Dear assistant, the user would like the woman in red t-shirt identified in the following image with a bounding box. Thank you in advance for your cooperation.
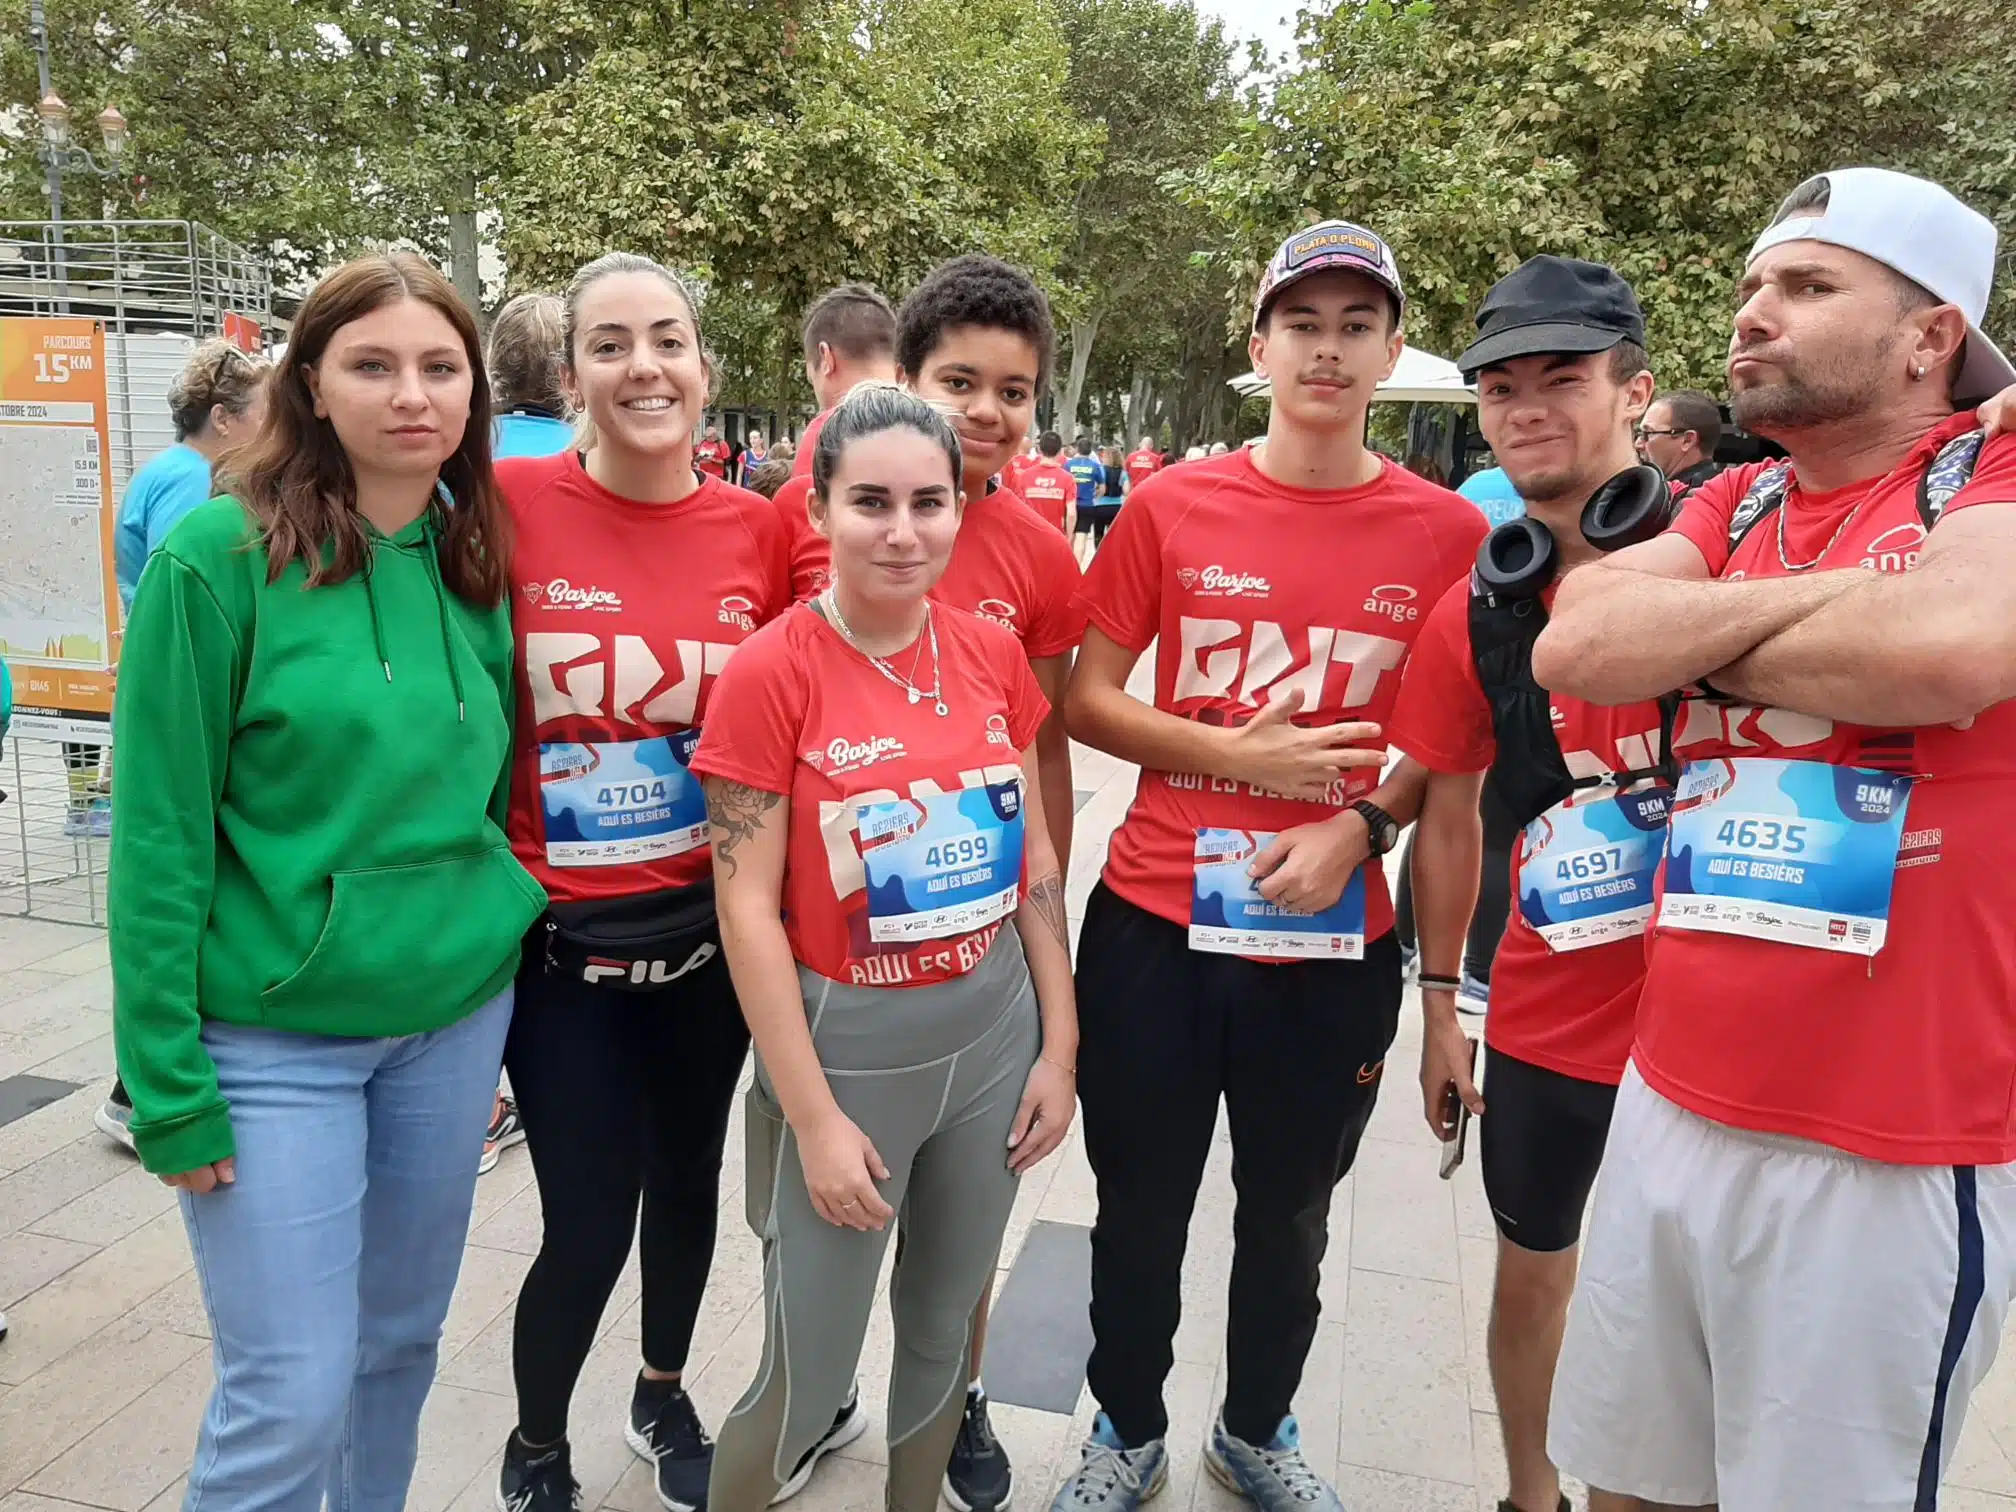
[692,384,1079,1512]
[492,253,795,1512]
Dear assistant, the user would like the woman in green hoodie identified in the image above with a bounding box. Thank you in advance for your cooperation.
[107,253,546,1512]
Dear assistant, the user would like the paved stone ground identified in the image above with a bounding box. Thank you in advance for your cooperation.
[6,736,2016,1512]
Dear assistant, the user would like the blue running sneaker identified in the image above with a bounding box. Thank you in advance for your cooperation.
[1203,1416,1343,1512]
[1049,1414,1167,1512]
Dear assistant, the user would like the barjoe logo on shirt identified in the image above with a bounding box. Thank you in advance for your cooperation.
[524,579,625,612]
[1177,564,1273,599]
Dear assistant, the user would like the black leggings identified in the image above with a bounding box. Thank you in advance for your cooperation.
[505,928,751,1444]
[1394,781,1519,984]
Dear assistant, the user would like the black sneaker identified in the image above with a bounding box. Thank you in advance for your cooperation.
[944,1388,1013,1512]
[497,1434,580,1512]
[770,1386,869,1504]
[626,1376,714,1512]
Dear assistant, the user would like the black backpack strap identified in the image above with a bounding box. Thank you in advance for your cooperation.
[1918,428,1988,530]
[1468,579,1576,830]
[1725,462,1793,556]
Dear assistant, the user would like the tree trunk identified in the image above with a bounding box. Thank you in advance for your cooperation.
[1125,368,1151,444]
[1057,313,1101,443]
[448,188,482,323]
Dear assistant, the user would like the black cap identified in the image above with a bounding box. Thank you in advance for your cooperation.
[1457,256,1646,380]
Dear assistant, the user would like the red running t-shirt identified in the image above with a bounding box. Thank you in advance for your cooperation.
[767,475,833,602]
[1125,449,1163,490]
[764,482,1086,653]
[1388,577,1666,1084]
[501,451,791,904]
[1018,460,1077,534]
[694,438,731,479]
[1638,413,2016,1163]
[691,604,1049,987]
[937,485,1086,657]
[1081,448,1487,951]
[790,408,832,480]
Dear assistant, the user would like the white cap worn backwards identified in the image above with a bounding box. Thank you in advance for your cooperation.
[1749,167,2015,406]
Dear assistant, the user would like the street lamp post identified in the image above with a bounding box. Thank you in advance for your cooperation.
[28,0,131,304]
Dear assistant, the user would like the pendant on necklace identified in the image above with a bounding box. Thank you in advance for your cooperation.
[907,687,920,704]
[934,700,950,717]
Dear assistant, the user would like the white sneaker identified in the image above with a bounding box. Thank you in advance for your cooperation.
[94,1096,137,1153]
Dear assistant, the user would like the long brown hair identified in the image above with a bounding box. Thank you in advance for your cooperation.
[219,253,512,606]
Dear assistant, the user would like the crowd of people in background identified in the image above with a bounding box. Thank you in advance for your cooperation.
[30,155,2016,1512]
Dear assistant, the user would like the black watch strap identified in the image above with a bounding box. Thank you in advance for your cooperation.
[1352,799,1399,855]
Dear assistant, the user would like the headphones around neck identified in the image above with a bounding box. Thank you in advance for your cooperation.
[1474,464,1673,600]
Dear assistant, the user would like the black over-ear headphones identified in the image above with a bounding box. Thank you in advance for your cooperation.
[1474,464,1673,600]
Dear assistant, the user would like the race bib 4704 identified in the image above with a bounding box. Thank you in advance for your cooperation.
[539,732,707,867]
[1659,757,1913,956]
[1189,828,1367,960]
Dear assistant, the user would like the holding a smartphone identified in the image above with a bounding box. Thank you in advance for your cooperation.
[1438,1036,1480,1178]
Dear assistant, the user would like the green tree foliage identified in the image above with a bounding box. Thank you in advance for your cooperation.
[0,0,584,294]
[501,0,1096,412]
[1047,0,1239,441]
[1187,0,2015,392]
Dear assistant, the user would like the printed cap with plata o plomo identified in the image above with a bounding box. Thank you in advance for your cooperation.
[1458,257,1647,381]
[1748,167,2015,405]
[1253,220,1406,328]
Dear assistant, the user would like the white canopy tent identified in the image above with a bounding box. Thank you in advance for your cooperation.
[1228,344,1476,405]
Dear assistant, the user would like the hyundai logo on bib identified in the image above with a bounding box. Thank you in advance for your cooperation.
[718,595,757,632]
[530,579,625,612]
[1363,583,1420,621]
[1860,524,1925,573]
[826,735,907,774]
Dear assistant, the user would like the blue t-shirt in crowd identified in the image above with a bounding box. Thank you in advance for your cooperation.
[494,410,574,460]
[1458,466,1525,528]
[115,443,215,610]
[1064,454,1103,507]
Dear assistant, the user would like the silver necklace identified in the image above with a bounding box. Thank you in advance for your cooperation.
[1774,475,1877,572]
[823,590,949,716]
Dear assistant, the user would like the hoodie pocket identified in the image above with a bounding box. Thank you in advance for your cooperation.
[262,846,548,1023]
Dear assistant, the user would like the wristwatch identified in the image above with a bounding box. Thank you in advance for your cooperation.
[1351,799,1401,856]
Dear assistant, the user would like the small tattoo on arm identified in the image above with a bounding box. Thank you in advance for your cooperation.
[705,780,782,878]
[1025,870,1069,951]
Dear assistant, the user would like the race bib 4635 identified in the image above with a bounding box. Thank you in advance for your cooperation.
[1659,757,1912,956]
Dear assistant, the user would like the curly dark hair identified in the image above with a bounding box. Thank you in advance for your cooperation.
[896,254,1056,395]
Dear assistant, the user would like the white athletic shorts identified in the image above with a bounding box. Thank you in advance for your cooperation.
[1549,1062,2016,1511]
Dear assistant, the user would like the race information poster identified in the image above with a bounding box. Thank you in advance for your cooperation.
[0,317,118,741]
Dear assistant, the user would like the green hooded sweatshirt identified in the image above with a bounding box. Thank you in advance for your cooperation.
[108,496,548,1175]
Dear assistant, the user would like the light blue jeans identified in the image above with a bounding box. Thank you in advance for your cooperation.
[179,987,513,1512]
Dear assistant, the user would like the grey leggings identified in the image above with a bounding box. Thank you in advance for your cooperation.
[710,929,1041,1512]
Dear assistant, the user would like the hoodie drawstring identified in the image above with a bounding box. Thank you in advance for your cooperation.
[362,518,468,722]
[421,531,468,723]
[362,552,392,683]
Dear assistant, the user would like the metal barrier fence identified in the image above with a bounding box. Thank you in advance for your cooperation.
[1,732,109,927]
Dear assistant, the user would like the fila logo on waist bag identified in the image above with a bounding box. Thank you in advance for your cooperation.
[582,941,717,986]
